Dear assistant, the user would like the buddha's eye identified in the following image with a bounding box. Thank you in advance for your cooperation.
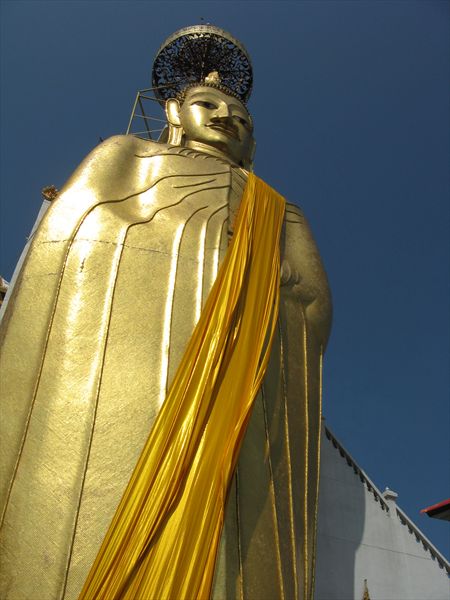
[234,115,250,129]
[194,101,217,109]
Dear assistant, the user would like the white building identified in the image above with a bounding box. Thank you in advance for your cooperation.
[316,425,449,600]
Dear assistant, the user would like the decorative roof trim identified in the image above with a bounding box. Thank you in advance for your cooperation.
[395,503,450,574]
[324,425,390,511]
[324,424,450,574]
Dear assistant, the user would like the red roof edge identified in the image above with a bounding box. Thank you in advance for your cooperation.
[420,498,450,521]
[421,498,450,515]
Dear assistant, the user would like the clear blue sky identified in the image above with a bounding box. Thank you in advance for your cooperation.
[1,1,449,558]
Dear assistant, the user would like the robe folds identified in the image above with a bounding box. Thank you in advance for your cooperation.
[0,135,332,600]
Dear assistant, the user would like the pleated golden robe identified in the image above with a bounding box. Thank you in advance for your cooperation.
[0,135,331,600]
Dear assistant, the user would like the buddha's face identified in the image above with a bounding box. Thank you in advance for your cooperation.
[167,86,254,166]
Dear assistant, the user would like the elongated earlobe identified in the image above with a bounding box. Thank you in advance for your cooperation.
[165,99,184,146]
[243,139,256,171]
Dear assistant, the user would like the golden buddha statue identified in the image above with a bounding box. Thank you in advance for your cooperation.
[0,26,331,600]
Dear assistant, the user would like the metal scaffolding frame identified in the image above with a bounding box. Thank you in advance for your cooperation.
[126,86,170,141]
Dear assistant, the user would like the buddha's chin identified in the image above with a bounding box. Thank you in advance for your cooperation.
[185,139,240,163]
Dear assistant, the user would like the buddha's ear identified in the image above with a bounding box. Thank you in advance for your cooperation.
[165,99,182,127]
[165,99,183,146]
[241,137,256,171]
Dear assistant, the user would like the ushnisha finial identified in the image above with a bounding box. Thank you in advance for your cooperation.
[204,71,221,85]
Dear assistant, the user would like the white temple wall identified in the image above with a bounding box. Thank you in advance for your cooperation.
[315,425,449,600]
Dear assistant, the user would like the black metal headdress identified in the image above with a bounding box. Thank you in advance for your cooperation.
[126,25,253,140]
[152,25,253,105]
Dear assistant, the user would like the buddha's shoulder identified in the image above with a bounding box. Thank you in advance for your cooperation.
[94,136,233,167]
[91,135,167,158]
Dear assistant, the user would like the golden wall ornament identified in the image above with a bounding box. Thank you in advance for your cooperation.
[0,25,331,600]
[41,184,59,202]
[362,579,371,600]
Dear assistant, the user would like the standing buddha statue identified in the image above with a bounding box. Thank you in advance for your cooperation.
[0,25,332,600]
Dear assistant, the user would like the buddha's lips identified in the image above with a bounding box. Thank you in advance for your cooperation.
[207,123,239,139]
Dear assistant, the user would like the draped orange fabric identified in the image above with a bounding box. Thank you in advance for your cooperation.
[79,173,286,600]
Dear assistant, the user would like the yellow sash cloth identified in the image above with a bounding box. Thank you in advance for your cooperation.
[79,173,286,600]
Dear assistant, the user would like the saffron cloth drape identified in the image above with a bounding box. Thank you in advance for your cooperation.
[79,173,286,600]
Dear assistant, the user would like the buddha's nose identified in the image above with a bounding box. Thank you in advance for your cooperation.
[215,102,232,119]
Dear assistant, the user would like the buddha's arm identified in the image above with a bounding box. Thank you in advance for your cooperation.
[282,203,332,350]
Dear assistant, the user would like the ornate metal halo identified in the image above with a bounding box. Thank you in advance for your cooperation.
[152,25,253,105]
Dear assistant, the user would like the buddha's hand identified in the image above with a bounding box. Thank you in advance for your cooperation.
[280,259,301,287]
